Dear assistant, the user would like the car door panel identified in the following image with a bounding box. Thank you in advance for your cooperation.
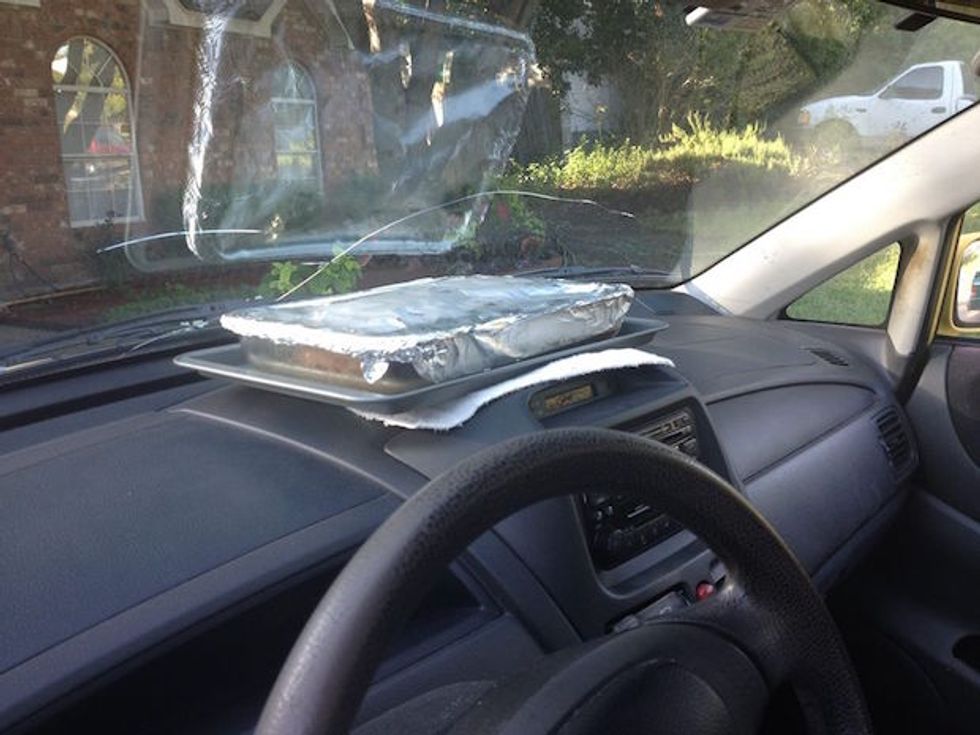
[907,342,980,517]
[831,341,980,734]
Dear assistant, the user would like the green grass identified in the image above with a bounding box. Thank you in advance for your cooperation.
[787,243,900,326]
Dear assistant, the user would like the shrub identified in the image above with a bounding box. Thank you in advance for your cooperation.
[512,114,804,192]
[516,142,657,190]
[448,182,556,272]
[257,253,362,299]
[656,113,803,175]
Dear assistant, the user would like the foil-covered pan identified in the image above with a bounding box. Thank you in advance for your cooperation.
[220,275,634,392]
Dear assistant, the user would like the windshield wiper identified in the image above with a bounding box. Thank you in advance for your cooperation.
[515,264,675,286]
[0,299,248,379]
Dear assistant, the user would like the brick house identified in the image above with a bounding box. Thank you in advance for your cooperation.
[0,0,379,299]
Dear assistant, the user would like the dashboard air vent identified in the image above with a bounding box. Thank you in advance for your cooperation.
[806,347,850,367]
[875,409,912,474]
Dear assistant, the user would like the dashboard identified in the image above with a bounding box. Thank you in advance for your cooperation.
[0,293,917,734]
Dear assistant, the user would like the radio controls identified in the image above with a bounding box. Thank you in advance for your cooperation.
[588,507,684,568]
[582,407,699,569]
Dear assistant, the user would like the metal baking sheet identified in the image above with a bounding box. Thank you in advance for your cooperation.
[175,317,668,414]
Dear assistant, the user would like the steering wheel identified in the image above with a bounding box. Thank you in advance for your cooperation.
[256,428,872,735]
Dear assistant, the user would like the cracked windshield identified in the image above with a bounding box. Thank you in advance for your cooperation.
[3,0,980,367]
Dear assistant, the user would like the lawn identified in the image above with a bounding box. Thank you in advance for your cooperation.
[786,244,901,326]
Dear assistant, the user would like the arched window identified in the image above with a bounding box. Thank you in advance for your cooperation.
[270,63,322,187]
[51,38,143,227]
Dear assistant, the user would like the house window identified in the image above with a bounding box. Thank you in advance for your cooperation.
[271,63,322,188]
[51,37,143,227]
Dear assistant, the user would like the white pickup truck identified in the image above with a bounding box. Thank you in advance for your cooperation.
[798,60,978,143]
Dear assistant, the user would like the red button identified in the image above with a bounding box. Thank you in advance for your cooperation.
[695,581,716,601]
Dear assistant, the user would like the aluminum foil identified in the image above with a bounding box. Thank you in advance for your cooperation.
[221,276,634,385]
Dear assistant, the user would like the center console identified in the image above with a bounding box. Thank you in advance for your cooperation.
[581,407,700,569]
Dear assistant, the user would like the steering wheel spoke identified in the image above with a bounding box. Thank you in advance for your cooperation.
[673,579,793,684]
[256,428,872,735]
[448,620,771,735]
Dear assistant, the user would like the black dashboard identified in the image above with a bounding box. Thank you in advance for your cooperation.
[0,293,917,734]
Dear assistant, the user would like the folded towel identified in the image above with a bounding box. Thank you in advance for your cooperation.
[351,347,674,430]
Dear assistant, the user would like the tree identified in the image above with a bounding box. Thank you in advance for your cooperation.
[529,1,750,138]
[529,0,885,141]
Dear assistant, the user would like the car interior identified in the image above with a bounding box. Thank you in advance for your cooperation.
[2,1,980,734]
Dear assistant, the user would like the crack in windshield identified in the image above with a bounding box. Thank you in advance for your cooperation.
[271,189,637,300]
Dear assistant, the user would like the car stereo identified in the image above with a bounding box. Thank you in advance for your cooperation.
[581,408,698,569]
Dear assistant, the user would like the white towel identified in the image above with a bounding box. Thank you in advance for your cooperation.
[351,347,674,430]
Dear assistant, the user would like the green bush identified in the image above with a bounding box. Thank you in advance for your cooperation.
[655,114,803,175]
[258,254,362,299]
[517,142,657,190]
[512,114,804,192]
[448,183,557,272]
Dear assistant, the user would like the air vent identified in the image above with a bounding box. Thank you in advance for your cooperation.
[875,409,913,474]
[806,347,850,367]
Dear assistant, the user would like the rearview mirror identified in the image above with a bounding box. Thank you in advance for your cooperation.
[956,240,980,327]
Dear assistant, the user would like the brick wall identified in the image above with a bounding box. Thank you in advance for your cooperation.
[0,0,377,300]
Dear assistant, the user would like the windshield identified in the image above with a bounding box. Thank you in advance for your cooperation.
[2,0,980,368]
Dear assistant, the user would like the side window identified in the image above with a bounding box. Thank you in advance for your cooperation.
[270,63,322,188]
[51,37,143,227]
[884,66,944,100]
[786,243,901,327]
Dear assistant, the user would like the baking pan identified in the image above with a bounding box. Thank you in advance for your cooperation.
[176,317,668,414]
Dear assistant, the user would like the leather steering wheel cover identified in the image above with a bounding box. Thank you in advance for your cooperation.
[256,427,871,735]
